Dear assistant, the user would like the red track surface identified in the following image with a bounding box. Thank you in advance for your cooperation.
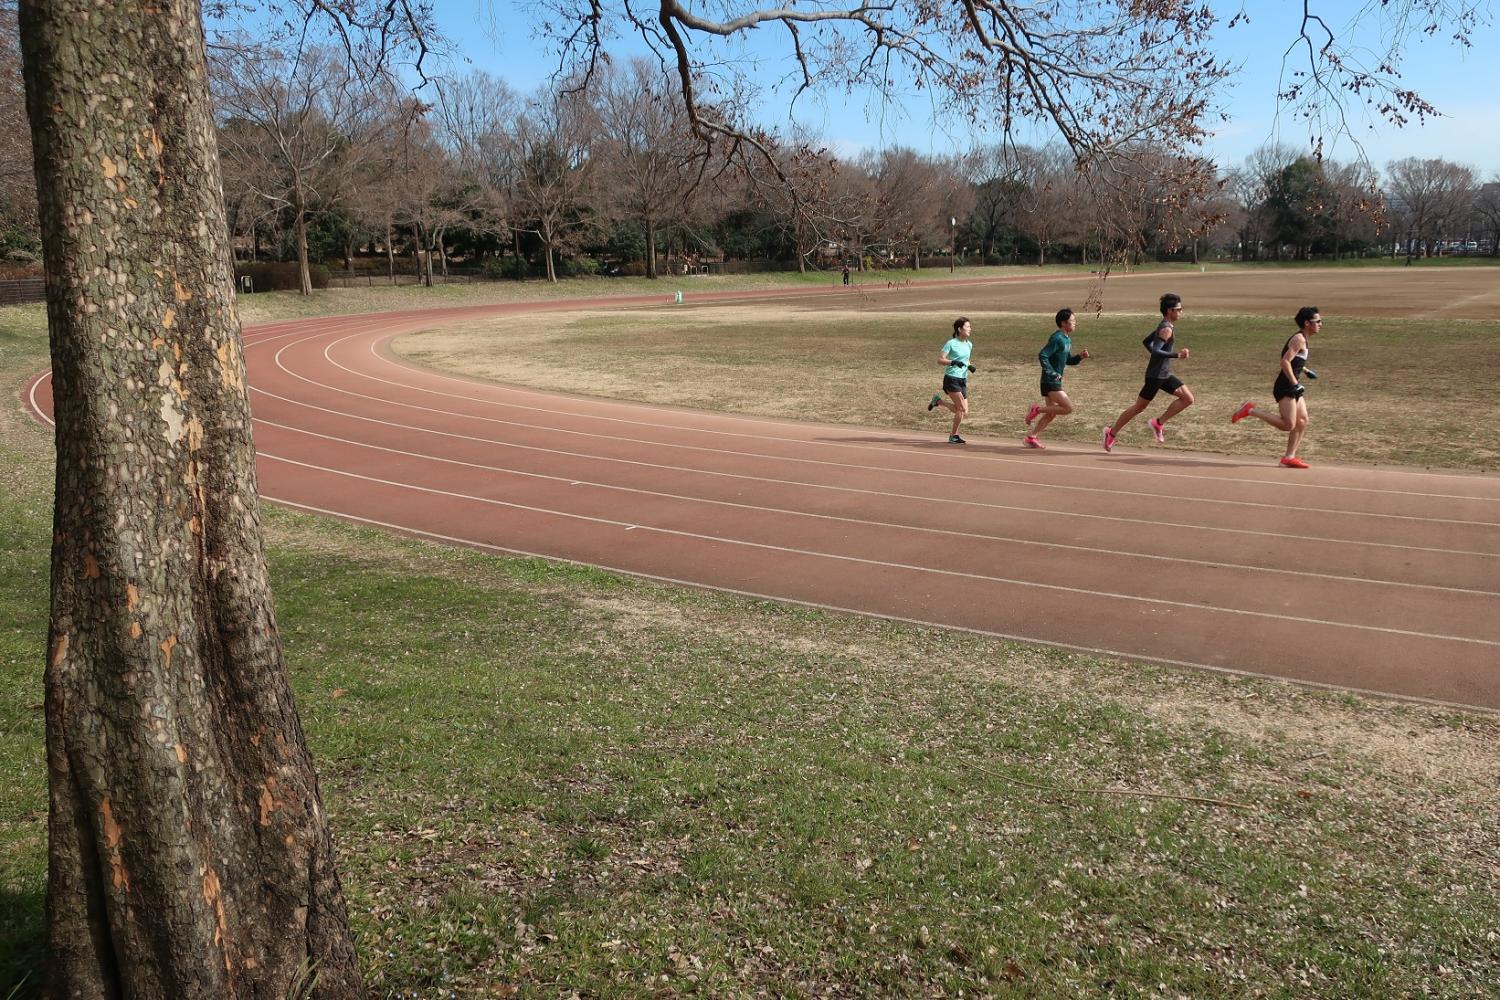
[25,290,1500,711]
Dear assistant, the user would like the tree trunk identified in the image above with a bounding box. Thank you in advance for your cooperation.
[386,221,396,284]
[18,2,362,995]
[438,236,449,278]
[544,237,557,282]
[292,182,312,296]
[413,224,429,287]
[645,218,657,279]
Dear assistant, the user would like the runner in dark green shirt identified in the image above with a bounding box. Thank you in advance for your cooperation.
[1023,308,1089,449]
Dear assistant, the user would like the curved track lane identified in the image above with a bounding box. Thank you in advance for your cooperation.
[25,290,1500,710]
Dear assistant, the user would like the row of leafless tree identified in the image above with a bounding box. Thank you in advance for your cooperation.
[1222,145,1500,261]
[4,20,1499,289]
[199,35,1500,290]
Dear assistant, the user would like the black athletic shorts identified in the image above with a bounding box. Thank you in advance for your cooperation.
[1272,374,1301,401]
[1040,378,1063,397]
[942,375,968,397]
[1138,374,1185,401]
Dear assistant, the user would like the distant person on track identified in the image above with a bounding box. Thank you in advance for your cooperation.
[842,263,851,286]
[928,316,976,443]
[1103,292,1194,452]
[1230,306,1321,469]
[1023,308,1089,449]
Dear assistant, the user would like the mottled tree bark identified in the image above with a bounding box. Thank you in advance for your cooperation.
[18,1,362,996]
[292,179,313,296]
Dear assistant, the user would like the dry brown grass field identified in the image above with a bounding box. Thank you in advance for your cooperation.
[396,267,1500,471]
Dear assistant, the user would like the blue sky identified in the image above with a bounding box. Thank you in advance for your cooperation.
[425,1,1499,176]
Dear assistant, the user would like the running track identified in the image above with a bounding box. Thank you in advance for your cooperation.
[24,288,1500,712]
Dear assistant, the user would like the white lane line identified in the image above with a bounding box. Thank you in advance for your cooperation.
[256,450,1500,649]
[343,335,1500,516]
[24,315,382,423]
[260,494,1500,716]
[255,415,1500,597]
[271,333,1500,529]
[248,381,1500,560]
[358,329,1500,503]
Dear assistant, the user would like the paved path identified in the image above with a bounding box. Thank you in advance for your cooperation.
[26,290,1500,710]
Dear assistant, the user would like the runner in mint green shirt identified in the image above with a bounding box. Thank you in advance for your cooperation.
[928,317,975,443]
[1022,308,1089,449]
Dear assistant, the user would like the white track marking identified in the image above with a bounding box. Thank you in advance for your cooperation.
[254,416,1500,596]
[249,382,1500,560]
[270,334,1500,529]
[358,331,1500,503]
[260,494,1500,716]
[257,450,1500,649]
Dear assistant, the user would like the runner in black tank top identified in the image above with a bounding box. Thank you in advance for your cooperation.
[1102,292,1194,452]
[1230,307,1321,468]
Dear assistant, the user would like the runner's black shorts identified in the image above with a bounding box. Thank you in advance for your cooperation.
[1272,374,1303,401]
[942,375,968,397]
[1138,374,1185,401]
[1040,379,1063,397]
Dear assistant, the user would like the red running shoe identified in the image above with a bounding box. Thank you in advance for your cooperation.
[1279,456,1309,469]
[1025,403,1041,426]
[1023,435,1046,449]
[1149,417,1166,443]
[1102,426,1116,452]
[1231,401,1256,424]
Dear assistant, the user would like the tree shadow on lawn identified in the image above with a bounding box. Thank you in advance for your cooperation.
[0,884,45,999]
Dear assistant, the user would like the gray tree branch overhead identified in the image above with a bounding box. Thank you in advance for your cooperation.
[534,0,1230,166]
[1269,0,1487,158]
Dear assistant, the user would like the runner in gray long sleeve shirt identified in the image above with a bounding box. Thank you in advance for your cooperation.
[1103,292,1195,452]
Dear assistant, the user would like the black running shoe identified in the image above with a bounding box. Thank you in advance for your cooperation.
[948,434,966,444]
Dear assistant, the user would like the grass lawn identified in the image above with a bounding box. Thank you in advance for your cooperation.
[4,270,1500,997]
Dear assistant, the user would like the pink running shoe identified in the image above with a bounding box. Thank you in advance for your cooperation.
[1102,426,1116,452]
[1025,403,1041,426]
[1231,401,1256,424]
[1279,456,1309,469]
[1149,417,1166,443]
[1023,435,1046,449]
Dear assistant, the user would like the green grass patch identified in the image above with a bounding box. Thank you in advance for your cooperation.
[4,290,1500,997]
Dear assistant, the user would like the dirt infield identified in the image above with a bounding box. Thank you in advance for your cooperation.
[398,266,1500,471]
[800,265,1500,320]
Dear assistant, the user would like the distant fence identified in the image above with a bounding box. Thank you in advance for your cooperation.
[325,271,481,288]
[0,277,45,305]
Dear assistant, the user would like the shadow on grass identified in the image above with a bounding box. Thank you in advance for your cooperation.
[0,885,44,1000]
